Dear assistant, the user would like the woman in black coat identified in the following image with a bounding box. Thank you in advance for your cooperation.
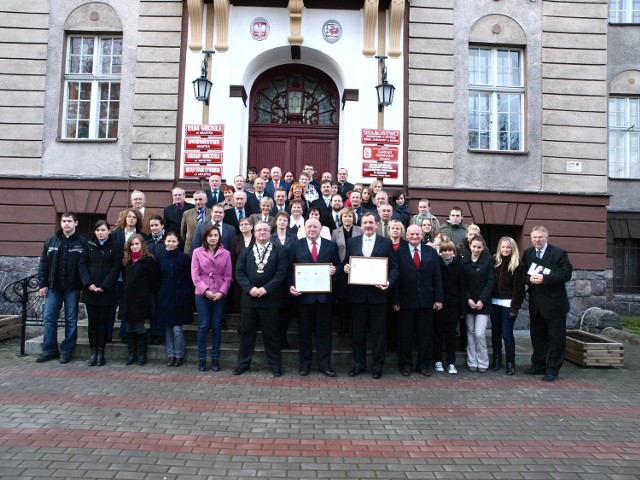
[156,232,193,367]
[119,234,160,366]
[460,235,494,373]
[79,220,123,366]
[433,240,466,374]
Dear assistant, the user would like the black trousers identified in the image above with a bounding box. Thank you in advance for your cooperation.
[529,311,566,375]
[351,302,387,373]
[86,304,110,350]
[397,307,434,371]
[433,321,457,366]
[297,302,333,370]
[236,306,282,371]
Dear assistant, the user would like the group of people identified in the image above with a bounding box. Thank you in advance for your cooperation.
[35,164,573,382]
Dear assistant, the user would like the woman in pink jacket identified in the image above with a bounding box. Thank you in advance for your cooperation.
[191,224,232,372]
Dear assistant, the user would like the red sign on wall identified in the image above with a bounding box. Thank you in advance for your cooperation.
[183,165,223,177]
[362,145,399,161]
[184,137,224,150]
[184,151,223,164]
[185,124,224,136]
[362,161,399,179]
[361,129,400,145]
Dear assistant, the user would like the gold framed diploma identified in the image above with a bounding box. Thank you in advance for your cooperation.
[294,263,333,293]
[348,256,388,286]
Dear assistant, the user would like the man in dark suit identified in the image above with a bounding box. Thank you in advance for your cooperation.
[311,180,333,218]
[246,177,268,214]
[289,218,342,377]
[205,174,223,208]
[224,191,251,234]
[323,194,344,233]
[191,204,235,252]
[522,225,573,382]
[163,187,194,250]
[343,211,399,379]
[233,221,289,377]
[348,190,363,226]
[264,166,290,197]
[270,188,289,217]
[336,168,354,201]
[391,225,444,376]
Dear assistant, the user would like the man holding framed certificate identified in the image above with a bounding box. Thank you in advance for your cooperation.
[289,218,342,377]
[343,211,399,379]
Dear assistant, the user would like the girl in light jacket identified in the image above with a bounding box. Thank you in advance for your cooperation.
[191,224,232,372]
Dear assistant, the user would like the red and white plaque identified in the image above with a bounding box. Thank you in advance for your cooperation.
[362,145,399,161]
[185,124,224,136]
[361,129,400,145]
[362,161,399,179]
[184,137,224,150]
[183,165,223,177]
[184,151,223,164]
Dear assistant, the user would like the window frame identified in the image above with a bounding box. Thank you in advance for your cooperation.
[613,238,640,294]
[609,0,640,24]
[61,34,122,140]
[468,46,525,153]
[608,96,640,179]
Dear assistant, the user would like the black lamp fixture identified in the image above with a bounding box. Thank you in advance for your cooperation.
[375,55,395,112]
[192,50,215,105]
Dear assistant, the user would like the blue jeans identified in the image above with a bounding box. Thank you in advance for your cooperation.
[42,289,80,356]
[195,295,225,361]
[165,326,185,359]
[491,304,516,361]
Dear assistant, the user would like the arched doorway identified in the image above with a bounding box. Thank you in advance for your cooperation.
[248,64,339,180]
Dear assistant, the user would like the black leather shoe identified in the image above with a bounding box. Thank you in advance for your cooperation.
[299,369,310,376]
[319,368,337,378]
[524,367,546,375]
[506,363,515,375]
[542,373,558,382]
[273,368,283,377]
[348,367,364,377]
[211,359,220,372]
[59,355,72,364]
[419,369,431,377]
[232,367,246,376]
[167,357,176,367]
[35,353,59,363]
[400,368,411,376]
[174,358,183,367]
[372,371,382,379]
[198,360,207,372]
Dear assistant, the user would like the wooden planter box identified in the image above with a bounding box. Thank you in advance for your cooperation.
[0,315,21,342]
[566,330,624,367]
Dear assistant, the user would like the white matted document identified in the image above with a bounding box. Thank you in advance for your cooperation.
[294,263,332,293]
[348,256,388,286]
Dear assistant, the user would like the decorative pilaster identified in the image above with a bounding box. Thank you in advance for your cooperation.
[187,0,204,51]
[388,0,405,58]
[213,0,229,52]
[288,0,304,46]
[362,0,378,56]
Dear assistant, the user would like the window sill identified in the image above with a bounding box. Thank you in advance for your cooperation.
[57,138,118,143]
[609,176,640,181]
[468,149,528,155]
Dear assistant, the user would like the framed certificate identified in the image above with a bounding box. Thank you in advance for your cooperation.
[294,263,333,293]
[348,256,388,286]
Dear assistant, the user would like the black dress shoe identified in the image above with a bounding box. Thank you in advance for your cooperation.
[348,367,363,377]
[35,352,59,363]
[372,371,382,379]
[419,369,431,377]
[174,358,183,367]
[401,368,411,376]
[319,368,337,378]
[232,367,246,376]
[166,357,176,367]
[211,359,220,372]
[542,373,558,382]
[59,355,72,364]
[273,368,283,377]
[524,367,546,375]
[198,360,207,372]
[299,369,310,376]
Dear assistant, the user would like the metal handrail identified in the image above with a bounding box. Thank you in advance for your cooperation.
[2,274,44,356]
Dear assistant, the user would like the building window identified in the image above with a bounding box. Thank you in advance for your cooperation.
[610,0,640,23]
[62,35,122,139]
[608,97,640,178]
[613,239,640,293]
[468,47,524,151]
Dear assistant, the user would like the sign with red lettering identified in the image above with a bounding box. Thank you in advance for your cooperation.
[361,129,400,145]
[184,137,224,150]
[362,145,399,161]
[362,161,399,179]
[183,165,223,177]
[184,151,223,164]
[185,124,224,136]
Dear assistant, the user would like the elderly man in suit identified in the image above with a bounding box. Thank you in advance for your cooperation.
[289,218,342,377]
[391,225,444,376]
[336,168,354,201]
[128,190,158,235]
[224,190,252,234]
[163,187,194,250]
[233,221,289,377]
[205,174,223,208]
[522,225,573,382]
[180,191,210,255]
[343,211,399,379]
[265,166,290,197]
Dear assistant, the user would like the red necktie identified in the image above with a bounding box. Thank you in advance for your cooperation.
[311,241,318,262]
[413,247,421,269]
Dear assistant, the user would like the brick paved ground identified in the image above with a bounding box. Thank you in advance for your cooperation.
[0,332,639,479]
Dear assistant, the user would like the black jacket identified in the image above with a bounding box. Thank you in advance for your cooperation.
[37,230,87,290]
[119,256,161,322]
[461,253,495,314]
[435,257,466,323]
[79,235,123,306]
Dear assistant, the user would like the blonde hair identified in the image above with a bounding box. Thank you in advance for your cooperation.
[494,236,521,274]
